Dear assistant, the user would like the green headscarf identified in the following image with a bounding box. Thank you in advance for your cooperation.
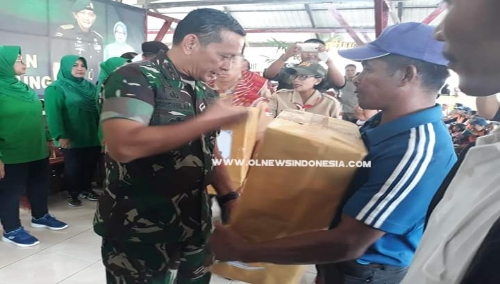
[0,46,38,102]
[95,57,128,143]
[96,57,129,98]
[50,55,97,112]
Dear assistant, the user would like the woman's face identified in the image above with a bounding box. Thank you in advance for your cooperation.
[115,25,127,43]
[71,59,87,78]
[13,54,26,76]
[292,74,321,93]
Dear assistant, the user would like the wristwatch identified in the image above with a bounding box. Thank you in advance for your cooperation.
[216,191,240,205]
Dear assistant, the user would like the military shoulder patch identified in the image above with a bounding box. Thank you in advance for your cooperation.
[60,24,74,30]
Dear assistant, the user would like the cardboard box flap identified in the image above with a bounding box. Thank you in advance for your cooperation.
[273,110,367,155]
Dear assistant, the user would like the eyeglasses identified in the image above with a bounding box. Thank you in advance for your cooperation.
[15,59,24,64]
[291,74,318,81]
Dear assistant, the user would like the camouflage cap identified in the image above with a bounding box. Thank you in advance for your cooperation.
[72,0,94,12]
[285,61,327,79]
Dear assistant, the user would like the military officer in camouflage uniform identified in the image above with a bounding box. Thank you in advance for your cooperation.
[52,0,103,81]
[93,8,247,284]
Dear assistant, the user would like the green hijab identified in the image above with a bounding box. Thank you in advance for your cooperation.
[0,46,38,102]
[50,55,97,112]
[96,57,129,97]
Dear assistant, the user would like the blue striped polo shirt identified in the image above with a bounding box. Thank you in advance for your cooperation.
[342,104,457,267]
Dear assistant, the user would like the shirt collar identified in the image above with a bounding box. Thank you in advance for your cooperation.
[292,90,322,105]
[361,104,444,146]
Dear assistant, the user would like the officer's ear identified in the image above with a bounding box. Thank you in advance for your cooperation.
[72,12,78,19]
[182,34,199,55]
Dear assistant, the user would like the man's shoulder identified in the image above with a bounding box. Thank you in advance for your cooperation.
[104,63,157,90]
[55,24,75,37]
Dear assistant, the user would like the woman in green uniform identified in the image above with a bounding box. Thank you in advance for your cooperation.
[44,55,101,207]
[0,46,67,247]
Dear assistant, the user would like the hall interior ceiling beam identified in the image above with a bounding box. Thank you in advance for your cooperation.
[148,0,376,9]
[421,2,447,24]
[374,0,389,37]
[147,27,375,35]
[327,4,365,46]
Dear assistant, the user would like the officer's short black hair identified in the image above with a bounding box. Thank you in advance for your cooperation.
[172,8,246,47]
[304,38,326,46]
[345,64,356,69]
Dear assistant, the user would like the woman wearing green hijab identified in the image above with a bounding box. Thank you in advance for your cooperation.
[0,46,67,247]
[44,55,101,207]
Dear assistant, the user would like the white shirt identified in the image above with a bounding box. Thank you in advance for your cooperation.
[402,129,500,284]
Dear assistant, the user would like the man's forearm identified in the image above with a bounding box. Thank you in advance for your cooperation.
[104,116,225,163]
[263,55,287,79]
[326,60,345,87]
[236,230,360,265]
[476,95,500,120]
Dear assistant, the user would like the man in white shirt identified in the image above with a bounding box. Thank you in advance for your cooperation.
[402,0,500,283]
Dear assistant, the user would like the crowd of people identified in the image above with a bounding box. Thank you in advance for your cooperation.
[2,0,500,283]
[443,103,499,155]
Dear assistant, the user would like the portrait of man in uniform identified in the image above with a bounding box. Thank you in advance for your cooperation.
[52,0,103,82]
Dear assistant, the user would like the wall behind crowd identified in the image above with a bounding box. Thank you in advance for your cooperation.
[0,0,146,96]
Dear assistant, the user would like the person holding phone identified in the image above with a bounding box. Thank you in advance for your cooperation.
[263,39,345,92]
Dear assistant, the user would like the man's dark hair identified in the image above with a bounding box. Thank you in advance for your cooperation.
[172,8,246,47]
[382,54,450,93]
[120,52,138,60]
[304,38,326,46]
[345,64,356,69]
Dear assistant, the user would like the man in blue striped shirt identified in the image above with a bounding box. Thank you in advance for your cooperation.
[209,22,457,284]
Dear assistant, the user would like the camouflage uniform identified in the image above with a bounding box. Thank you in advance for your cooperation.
[93,51,219,283]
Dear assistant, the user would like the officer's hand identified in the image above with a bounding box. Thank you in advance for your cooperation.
[203,98,249,126]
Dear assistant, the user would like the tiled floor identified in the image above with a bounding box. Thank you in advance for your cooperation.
[0,194,317,284]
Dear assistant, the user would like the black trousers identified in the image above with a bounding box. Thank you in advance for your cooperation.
[62,146,102,198]
[0,158,50,233]
[317,261,408,284]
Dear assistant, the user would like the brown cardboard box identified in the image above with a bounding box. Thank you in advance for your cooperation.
[230,109,368,242]
[211,262,306,284]
[211,110,368,283]
[208,107,261,195]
